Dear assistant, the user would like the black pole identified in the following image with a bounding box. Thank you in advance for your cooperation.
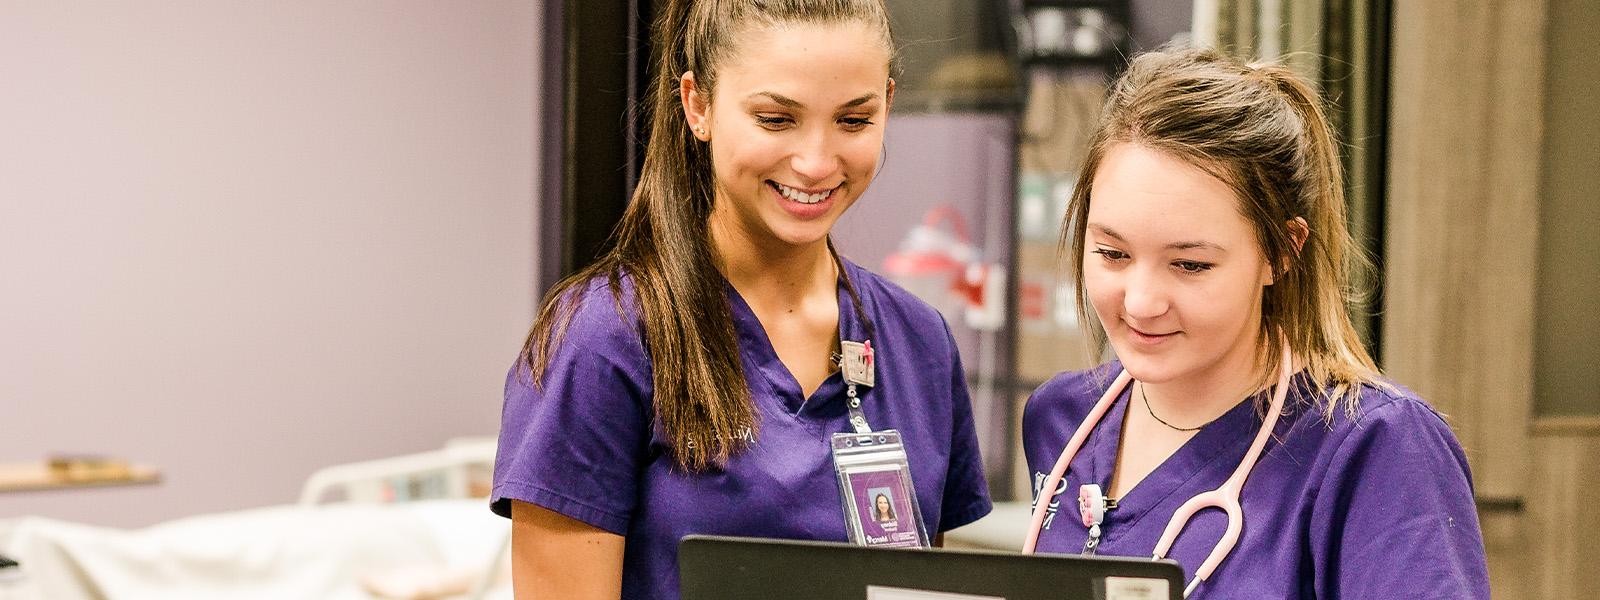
[538,0,651,295]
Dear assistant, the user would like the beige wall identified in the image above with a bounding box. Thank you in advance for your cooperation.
[1387,1,1600,595]
[0,1,539,527]
[1534,0,1600,418]
[1526,0,1600,589]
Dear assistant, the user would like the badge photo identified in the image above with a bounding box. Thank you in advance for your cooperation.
[843,467,923,548]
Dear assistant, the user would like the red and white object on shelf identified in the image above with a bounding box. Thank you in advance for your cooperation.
[883,206,1005,331]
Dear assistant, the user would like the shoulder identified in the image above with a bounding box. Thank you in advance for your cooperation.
[837,257,964,374]
[536,271,651,372]
[1028,363,1120,408]
[1290,377,1487,596]
[838,257,950,337]
[554,271,647,350]
[1023,362,1121,430]
[1323,378,1457,440]
[508,271,651,391]
[491,272,657,528]
[1297,376,1472,485]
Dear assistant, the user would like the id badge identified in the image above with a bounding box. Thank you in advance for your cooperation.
[831,430,929,548]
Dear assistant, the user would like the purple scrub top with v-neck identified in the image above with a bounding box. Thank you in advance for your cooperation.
[492,258,992,599]
[1023,363,1490,599]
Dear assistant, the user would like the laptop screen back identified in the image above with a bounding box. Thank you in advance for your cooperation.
[678,535,1184,600]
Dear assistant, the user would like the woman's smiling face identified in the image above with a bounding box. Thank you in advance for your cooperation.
[1082,143,1275,388]
[684,21,892,250]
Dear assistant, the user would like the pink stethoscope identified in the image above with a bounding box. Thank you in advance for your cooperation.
[1022,343,1293,598]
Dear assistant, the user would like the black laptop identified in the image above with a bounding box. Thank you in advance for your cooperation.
[679,535,1184,600]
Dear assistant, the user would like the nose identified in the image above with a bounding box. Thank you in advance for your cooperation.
[790,130,841,184]
[1121,267,1170,321]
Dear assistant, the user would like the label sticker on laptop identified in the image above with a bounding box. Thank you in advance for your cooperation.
[866,585,1004,600]
[1101,576,1170,600]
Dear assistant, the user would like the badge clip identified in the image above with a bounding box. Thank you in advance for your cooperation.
[840,340,875,388]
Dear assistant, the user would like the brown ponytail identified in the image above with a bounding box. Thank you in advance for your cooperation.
[522,0,896,470]
[1254,63,1382,409]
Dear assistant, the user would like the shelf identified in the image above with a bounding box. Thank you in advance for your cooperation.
[0,461,162,493]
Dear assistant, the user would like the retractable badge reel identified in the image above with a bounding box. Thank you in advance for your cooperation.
[830,341,930,548]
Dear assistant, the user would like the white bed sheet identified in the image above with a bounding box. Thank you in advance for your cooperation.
[0,499,509,600]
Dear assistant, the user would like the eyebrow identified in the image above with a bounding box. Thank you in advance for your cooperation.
[1088,224,1227,252]
[749,92,880,110]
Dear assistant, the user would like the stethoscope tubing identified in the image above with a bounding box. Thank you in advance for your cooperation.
[1022,344,1294,598]
[1021,369,1130,553]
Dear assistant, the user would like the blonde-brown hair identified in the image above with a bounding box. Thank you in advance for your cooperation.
[523,0,896,471]
[1061,47,1382,416]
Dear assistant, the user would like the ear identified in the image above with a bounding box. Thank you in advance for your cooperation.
[680,71,711,141]
[1266,217,1311,285]
[885,77,897,111]
[1287,217,1309,254]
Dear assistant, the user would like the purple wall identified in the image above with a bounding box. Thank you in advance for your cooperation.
[0,1,540,527]
[833,113,1017,492]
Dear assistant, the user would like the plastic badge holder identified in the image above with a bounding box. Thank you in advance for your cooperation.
[832,430,930,548]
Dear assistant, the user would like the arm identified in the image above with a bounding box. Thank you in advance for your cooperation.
[511,500,625,599]
[936,320,993,532]
[492,284,651,597]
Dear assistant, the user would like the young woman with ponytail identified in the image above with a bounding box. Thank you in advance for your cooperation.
[1020,48,1489,597]
[490,1,991,597]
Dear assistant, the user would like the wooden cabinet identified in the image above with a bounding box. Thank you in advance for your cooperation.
[1386,1,1600,595]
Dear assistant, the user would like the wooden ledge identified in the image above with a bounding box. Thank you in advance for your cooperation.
[1531,415,1600,437]
[0,461,162,493]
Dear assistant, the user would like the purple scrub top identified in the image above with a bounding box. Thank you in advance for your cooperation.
[492,258,992,599]
[1023,363,1490,599]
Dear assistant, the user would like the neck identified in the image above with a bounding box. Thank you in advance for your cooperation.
[1142,333,1269,427]
[709,206,836,307]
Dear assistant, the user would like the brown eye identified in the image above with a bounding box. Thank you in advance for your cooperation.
[839,117,874,131]
[755,115,793,130]
[1092,248,1128,261]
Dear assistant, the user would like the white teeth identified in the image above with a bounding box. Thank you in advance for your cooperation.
[774,182,830,204]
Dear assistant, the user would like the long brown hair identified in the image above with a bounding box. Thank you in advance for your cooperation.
[523,0,895,470]
[1061,47,1383,416]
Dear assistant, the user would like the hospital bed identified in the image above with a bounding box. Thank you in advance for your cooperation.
[0,435,1036,600]
[0,438,510,600]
